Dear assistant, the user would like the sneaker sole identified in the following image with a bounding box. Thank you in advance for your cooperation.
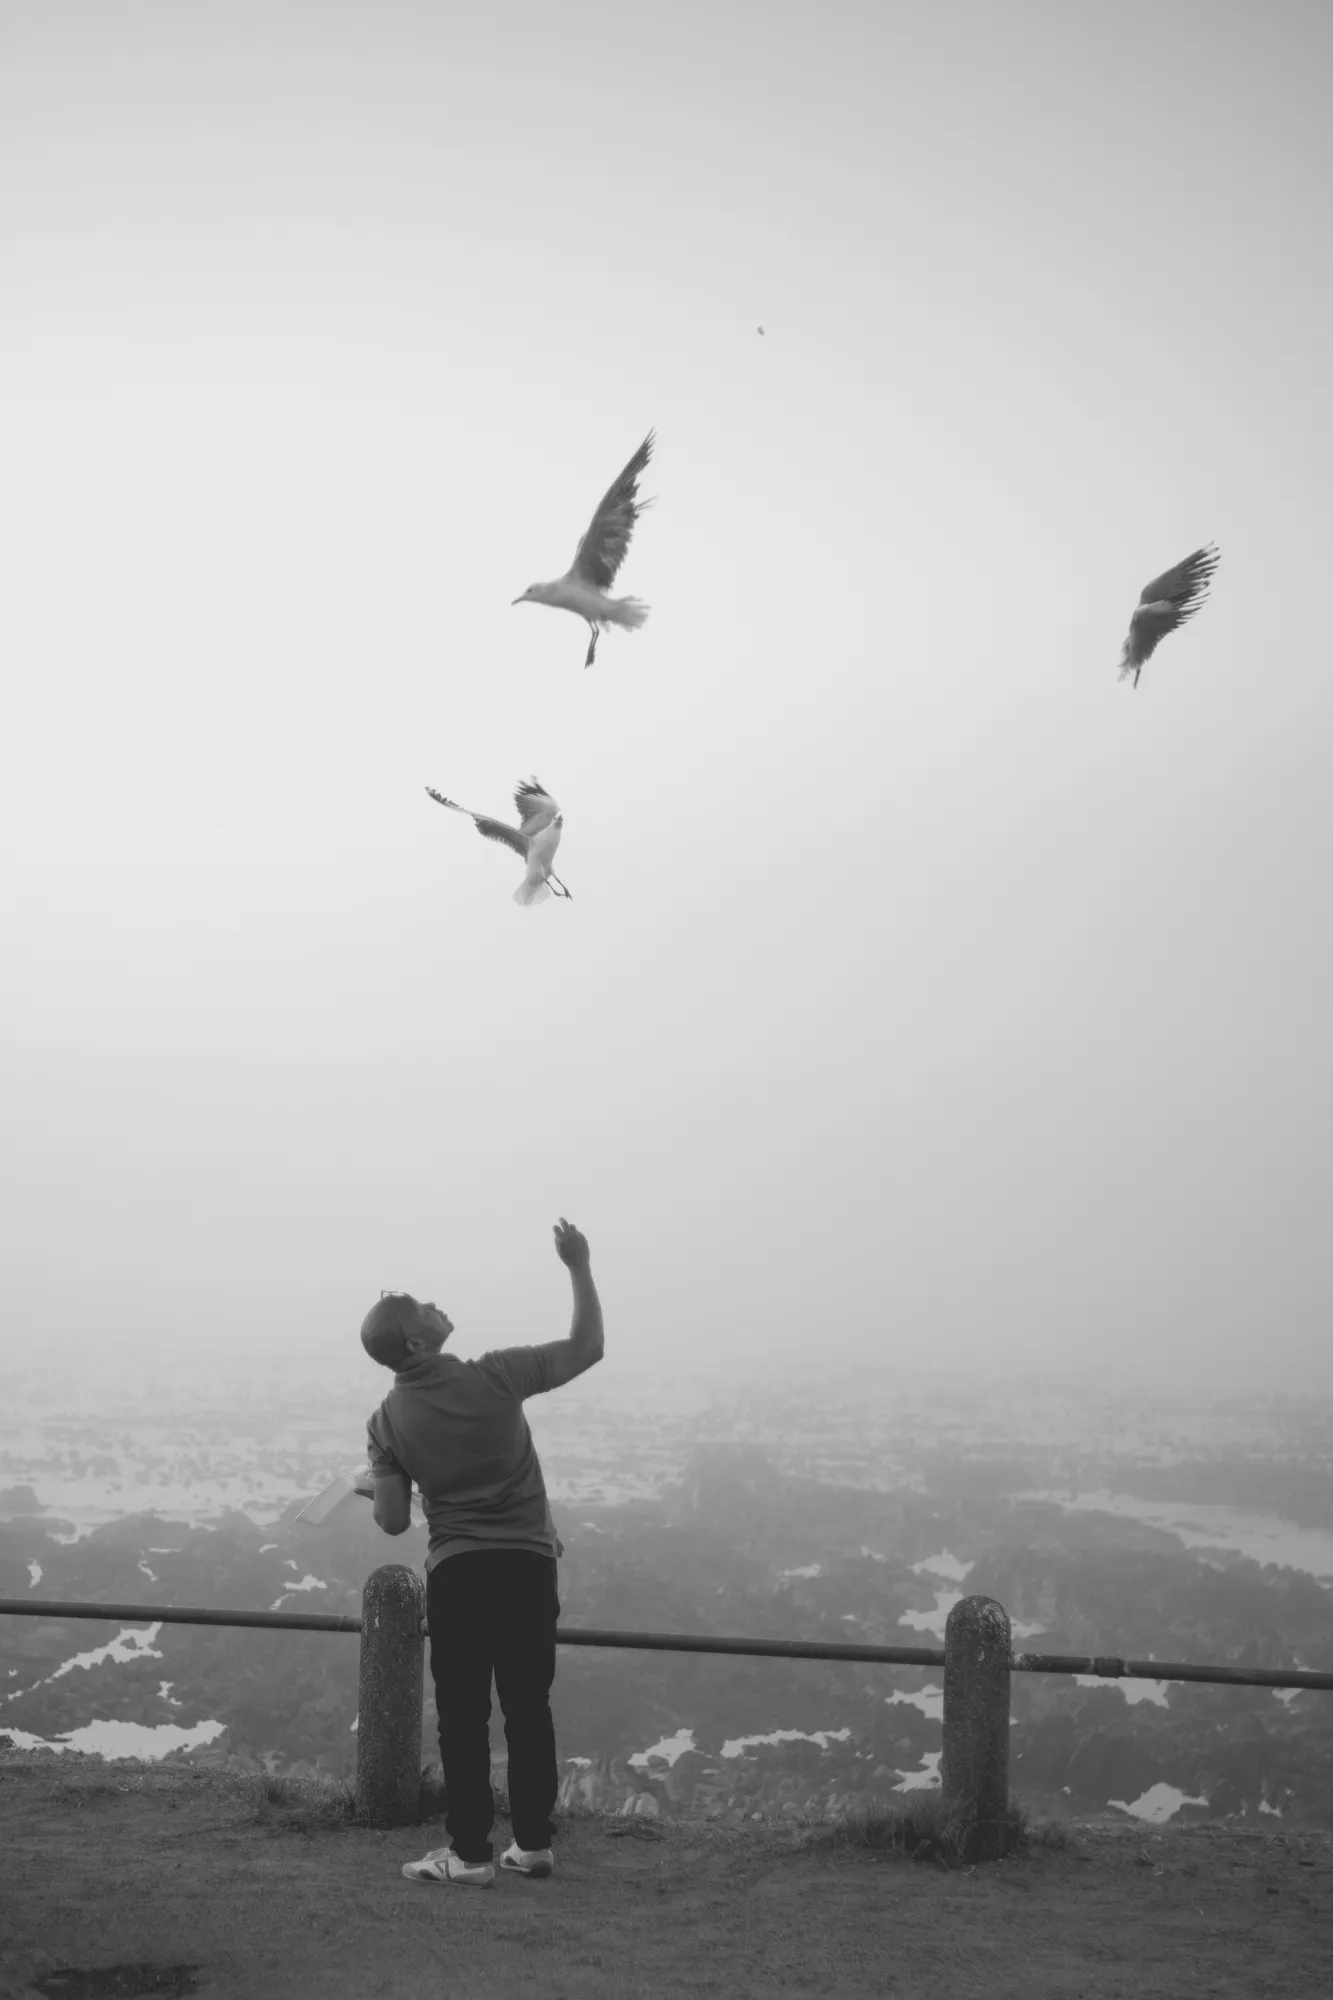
[402,1863,495,1887]
[500,1858,553,1879]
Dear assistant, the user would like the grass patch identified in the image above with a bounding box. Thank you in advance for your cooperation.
[252,1770,357,1829]
[1017,1815,1077,1853]
[800,1789,1026,1866]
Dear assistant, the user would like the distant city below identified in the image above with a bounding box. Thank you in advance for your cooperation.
[3,1365,1331,1831]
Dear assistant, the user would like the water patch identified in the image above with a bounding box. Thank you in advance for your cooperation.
[899,1591,961,1639]
[1074,1675,1170,1709]
[629,1729,696,1768]
[3,1624,165,1709]
[11,1469,313,1535]
[50,1624,164,1682]
[1108,1782,1209,1823]
[885,1683,943,1722]
[910,1552,974,1583]
[4,1717,226,1760]
[269,1575,327,1611]
[720,1727,851,1759]
[543,1475,663,1506]
[1027,1491,1333,1579]
[894,1750,942,1792]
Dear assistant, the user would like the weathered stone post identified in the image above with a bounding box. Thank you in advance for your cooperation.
[356,1563,425,1827]
[941,1594,1012,1860]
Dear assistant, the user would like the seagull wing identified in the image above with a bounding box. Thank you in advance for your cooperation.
[514,776,560,836]
[426,786,482,818]
[568,432,654,590]
[1136,545,1220,613]
[426,787,528,858]
[1122,544,1220,672]
[471,817,529,858]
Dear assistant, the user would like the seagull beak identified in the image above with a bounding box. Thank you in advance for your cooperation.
[511,594,526,606]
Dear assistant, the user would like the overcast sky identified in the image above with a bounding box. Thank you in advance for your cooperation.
[3,0,1330,1392]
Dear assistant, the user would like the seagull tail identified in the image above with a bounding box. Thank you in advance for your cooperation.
[513,875,553,909]
[606,595,650,632]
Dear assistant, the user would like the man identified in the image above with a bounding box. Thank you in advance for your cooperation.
[358,1216,603,1889]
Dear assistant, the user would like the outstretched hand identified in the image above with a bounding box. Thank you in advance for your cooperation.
[553,1217,591,1271]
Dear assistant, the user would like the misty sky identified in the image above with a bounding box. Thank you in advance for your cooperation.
[3,1,1330,1389]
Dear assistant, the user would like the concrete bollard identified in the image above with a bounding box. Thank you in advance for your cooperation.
[941,1593,1012,1860]
[356,1563,425,1828]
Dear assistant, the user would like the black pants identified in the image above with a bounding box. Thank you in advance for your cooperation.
[425,1550,560,1863]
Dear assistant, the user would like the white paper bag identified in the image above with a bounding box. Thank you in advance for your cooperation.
[294,1465,373,1527]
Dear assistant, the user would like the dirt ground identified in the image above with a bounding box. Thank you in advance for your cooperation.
[2,1754,1330,2000]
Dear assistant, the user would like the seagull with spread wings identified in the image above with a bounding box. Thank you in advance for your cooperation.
[1119,545,1220,688]
[513,432,654,667]
[426,778,572,906]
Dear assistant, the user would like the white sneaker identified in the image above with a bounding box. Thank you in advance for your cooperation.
[500,1840,554,1879]
[401,1844,495,1888]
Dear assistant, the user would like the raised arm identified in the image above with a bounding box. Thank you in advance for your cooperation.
[543,1218,605,1390]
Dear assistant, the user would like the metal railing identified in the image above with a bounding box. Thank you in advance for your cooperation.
[4,1579,1330,1855]
[0,1597,363,1634]
[6,1593,1330,1688]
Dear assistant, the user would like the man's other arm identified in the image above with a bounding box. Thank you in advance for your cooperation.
[362,1422,413,1535]
[372,1471,412,1535]
[543,1218,605,1390]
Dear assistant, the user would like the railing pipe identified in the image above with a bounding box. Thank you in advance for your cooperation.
[4,1599,1330,1690]
[552,1627,944,1666]
[0,1598,944,1665]
[1010,1649,1333,1691]
[0,1597,362,1633]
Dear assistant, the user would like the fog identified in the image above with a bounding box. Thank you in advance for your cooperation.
[3,1,1330,1389]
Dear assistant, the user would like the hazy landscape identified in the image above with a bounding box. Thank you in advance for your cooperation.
[5,1351,1331,1832]
[3,21,1333,2000]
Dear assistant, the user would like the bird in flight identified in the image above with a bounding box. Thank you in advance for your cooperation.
[426,778,571,906]
[513,432,654,667]
[1119,545,1220,688]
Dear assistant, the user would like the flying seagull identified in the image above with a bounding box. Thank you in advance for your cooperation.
[513,432,654,667]
[426,778,571,906]
[1119,545,1220,688]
